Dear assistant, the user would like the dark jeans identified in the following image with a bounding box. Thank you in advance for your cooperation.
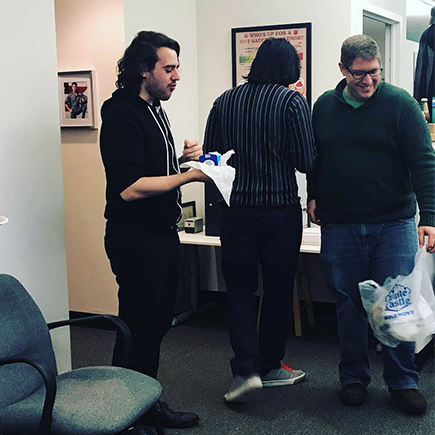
[104,223,179,378]
[320,218,419,389]
[220,204,302,377]
[71,103,87,119]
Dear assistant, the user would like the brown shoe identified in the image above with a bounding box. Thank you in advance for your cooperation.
[340,383,368,406]
[142,400,199,428]
[389,388,427,415]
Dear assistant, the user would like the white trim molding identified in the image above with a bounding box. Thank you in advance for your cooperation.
[351,1,404,86]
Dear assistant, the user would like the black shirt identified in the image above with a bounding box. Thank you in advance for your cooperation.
[100,88,181,229]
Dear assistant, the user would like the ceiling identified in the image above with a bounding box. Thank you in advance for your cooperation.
[407,0,434,42]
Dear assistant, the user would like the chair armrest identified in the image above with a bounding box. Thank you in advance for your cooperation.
[0,357,56,434]
[47,314,132,368]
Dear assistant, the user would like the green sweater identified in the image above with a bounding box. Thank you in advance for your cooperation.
[308,79,435,227]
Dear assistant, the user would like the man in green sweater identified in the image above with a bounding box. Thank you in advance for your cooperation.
[308,35,435,415]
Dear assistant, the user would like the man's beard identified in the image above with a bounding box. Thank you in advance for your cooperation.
[146,76,171,102]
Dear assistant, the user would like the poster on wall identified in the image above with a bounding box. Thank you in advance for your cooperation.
[231,23,312,105]
[58,70,97,128]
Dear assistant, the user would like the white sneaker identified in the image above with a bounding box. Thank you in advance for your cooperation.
[261,363,306,387]
[224,374,262,402]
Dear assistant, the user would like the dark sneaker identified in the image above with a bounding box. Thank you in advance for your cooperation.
[141,400,199,428]
[123,425,150,435]
[389,388,427,415]
[224,374,262,402]
[261,363,306,387]
[340,383,368,406]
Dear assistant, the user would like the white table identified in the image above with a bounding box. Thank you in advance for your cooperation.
[176,227,321,334]
[178,227,433,354]
[179,227,321,253]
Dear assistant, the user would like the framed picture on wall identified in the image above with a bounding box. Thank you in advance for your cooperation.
[231,23,312,106]
[58,70,97,128]
[177,201,196,231]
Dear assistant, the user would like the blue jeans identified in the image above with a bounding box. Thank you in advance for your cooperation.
[220,205,302,377]
[71,103,87,119]
[320,218,419,390]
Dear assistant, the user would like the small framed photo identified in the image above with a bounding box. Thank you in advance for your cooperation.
[177,201,196,231]
[58,70,97,128]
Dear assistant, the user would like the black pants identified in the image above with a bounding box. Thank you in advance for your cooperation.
[220,205,302,377]
[105,223,180,378]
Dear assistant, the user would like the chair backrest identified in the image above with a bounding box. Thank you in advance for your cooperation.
[0,274,58,408]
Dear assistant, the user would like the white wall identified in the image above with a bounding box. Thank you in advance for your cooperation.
[196,0,353,216]
[401,38,419,95]
[350,0,420,94]
[55,0,125,315]
[196,0,412,130]
[196,0,353,139]
[357,0,406,14]
[124,0,204,213]
[0,1,70,372]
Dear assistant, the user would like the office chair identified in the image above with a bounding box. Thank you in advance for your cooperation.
[0,274,165,435]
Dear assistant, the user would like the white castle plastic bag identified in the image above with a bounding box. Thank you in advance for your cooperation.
[358,247,435,347]
[181,150,235,206]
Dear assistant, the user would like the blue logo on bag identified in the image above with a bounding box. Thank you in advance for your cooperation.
[385,284,411,312]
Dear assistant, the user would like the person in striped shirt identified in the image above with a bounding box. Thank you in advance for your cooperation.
[203,37,317,402]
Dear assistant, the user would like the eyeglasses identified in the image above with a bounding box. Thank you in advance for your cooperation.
[346,66,383,80]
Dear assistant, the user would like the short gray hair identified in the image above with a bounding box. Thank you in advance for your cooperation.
[340,35,381,67]
[430,6,435,25]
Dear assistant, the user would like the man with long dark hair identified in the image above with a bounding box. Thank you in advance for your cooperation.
[204,37,317,402]
[100,31,209,429]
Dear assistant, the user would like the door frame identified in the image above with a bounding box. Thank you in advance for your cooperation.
[351,1,403,85]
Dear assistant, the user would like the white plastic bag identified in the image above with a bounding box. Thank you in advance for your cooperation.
[358,247,435,347]
[181,150,236,206]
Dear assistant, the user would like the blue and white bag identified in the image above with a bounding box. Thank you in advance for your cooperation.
[359,247,435,347]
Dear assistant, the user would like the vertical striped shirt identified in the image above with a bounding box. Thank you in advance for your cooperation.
[204,83,317,206]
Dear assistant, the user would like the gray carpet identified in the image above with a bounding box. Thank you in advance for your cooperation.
[71,306,435,435]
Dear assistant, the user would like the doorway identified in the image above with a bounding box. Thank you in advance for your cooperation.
[363,14,392,82]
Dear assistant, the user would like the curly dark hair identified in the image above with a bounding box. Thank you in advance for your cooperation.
[116,31,180,93]
[247,38,300,87]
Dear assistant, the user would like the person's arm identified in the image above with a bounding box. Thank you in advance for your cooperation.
[64,95,72,112]
[306,98,321,225]
[418,226,435,253]
[397,98,435,252]
[120,169,210,201]
[179,139,203,164]
[306,199,320,225]
[203,99,224,154]
[287,93,317,174]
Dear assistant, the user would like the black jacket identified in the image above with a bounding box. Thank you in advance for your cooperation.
[100,88,181,229]
[414,25,434,113]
